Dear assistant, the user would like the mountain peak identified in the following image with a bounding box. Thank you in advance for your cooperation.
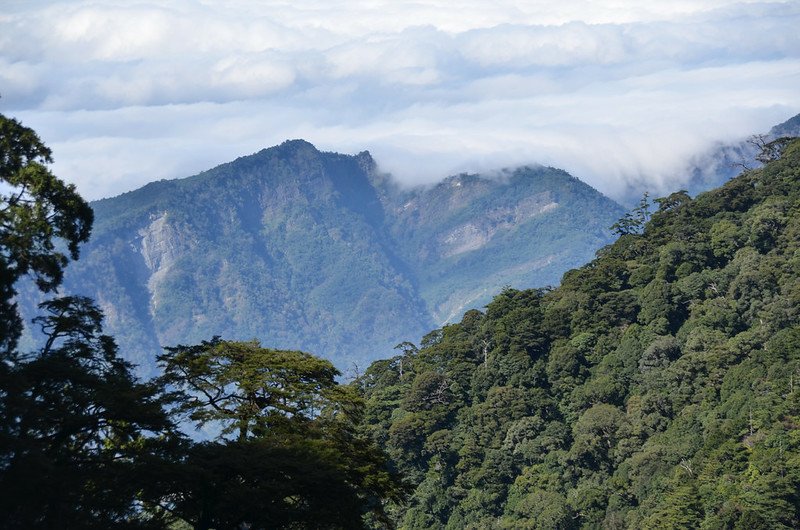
[278,138,317,150]
[256,139,320,158]
[52,143,626,373]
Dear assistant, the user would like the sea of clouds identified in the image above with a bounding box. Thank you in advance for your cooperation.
[1,0,799,201]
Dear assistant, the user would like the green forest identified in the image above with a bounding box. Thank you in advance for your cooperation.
[357,136,800,528]
[2,112,800,529]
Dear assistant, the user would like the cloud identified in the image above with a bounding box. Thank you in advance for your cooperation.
[1,0,799,201]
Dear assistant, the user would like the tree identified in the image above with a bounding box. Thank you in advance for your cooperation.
[748,134,796,165]
[394,341,419,380]
[0,114,93,353]
[0,118,180,528]
[570,403,626,470]
[503,486,573,530]
[610,192,652,236]
[642,482,703,529]
[0,296,179,529]
[158,338,407,529]
[158,337,346,441]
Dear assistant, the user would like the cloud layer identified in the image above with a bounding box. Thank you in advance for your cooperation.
[2,0,799,200]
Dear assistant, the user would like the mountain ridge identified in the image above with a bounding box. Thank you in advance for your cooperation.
[19,140,624,372]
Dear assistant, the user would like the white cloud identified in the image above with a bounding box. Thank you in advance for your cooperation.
[458,22,629,67]
[1,0,799,201]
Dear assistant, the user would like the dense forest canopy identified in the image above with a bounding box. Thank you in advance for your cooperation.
[356,138,800,529]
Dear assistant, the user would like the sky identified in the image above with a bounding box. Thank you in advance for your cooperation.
[1,0,799,201]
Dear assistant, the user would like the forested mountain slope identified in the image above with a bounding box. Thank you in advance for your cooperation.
[357,139,800,529]
[384,169,619,324]
[21,141,623,371]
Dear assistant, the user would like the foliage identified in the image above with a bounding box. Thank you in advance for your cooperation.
[0,296,179,529]
[357,139,800,528]
[611,192,653,236]
[159,338,342,440]
[749,133,796,165]
[1,302,405,528]
[0,118,175,528]
[0,114,93,353]
[157,338,407,529]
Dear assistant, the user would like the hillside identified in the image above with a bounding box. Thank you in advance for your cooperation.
[384,168,617,324]
[680,112,800,199]
[356,139,800,528]
[24,141,623,372]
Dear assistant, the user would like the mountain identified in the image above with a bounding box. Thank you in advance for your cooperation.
[681,111,800,197]
[611,112,800,207]
[20,140,624,372]
[380,167,621,324]
[357,138,800,528]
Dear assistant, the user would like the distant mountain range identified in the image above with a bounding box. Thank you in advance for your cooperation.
[18,113,798,372]
[19,141,624,372]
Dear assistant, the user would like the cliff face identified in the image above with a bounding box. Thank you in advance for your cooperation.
[23,140,624,372]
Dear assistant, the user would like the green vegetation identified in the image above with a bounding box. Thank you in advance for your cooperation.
[0,118,403,529]
[0,295,179,528]
[21,141,623,372]
[356,139,800,528]
[0,115,92,353]
[6,112,800,528]
[156,338,406,529]
[389,168,623,324]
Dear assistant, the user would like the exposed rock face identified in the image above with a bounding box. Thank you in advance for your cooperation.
[138,212,195,312]
[441,223,489,257]
[139,213,179,273]
[438,193,558,258]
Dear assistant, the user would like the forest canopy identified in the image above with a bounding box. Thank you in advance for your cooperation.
[355,138,800,529]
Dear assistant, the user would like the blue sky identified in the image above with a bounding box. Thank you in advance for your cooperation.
[2,0,799,200]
